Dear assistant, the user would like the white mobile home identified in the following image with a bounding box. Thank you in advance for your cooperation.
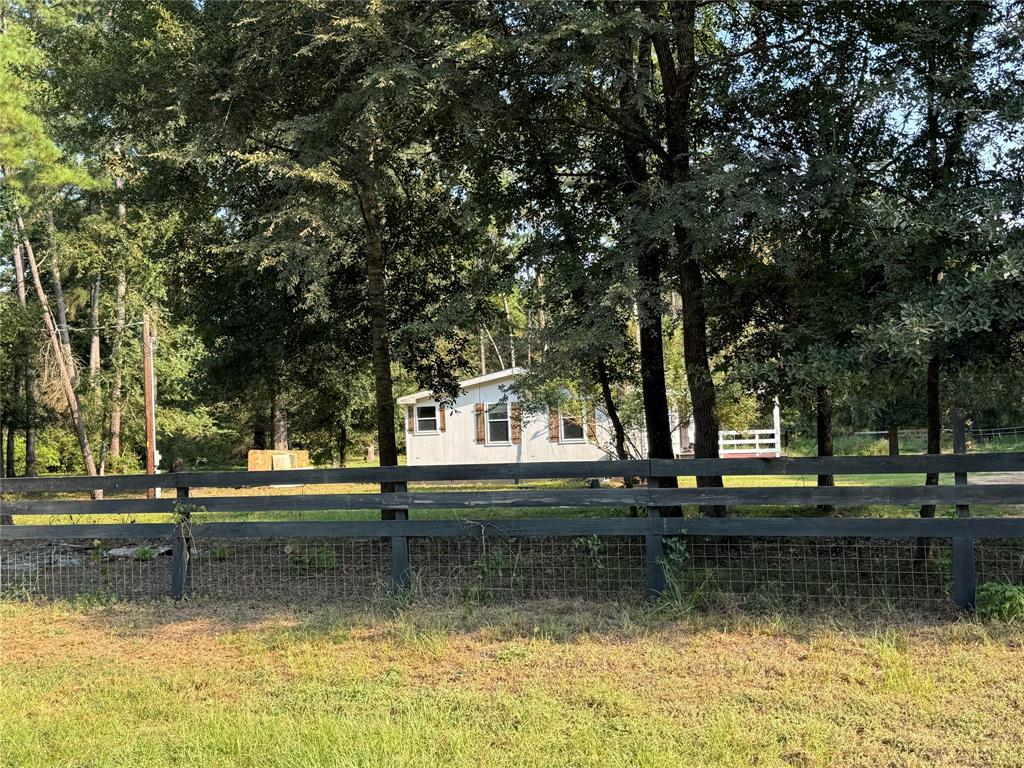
[398,368,694,466]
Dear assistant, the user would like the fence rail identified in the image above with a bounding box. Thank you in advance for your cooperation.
[4,452,1024,494]
[3,452,1024,612]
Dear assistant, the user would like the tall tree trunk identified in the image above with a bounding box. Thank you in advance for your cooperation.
[357,179,398,479]
[596,358,639,514]
[46,212,75,371]
[816,385,835,513]
[618,31,677,486]
[887,425,900,456]
[595,358,629,461]
[503,296,516,368]
[89,275,101,397]
[11,243,36,475]
[485,327,505,370]
[336,418,347,467]
[272,392,289,450]
[0,406,9,522]
[15,210,97,476]
[0,428,9,522]
[650,1,723,515]
[678,256,724,514]
[108,270,127,466]
[23,368,36,476]
[5,418,14,479]
[3,375,15,478]
[816,386,835,487]
[919,355,941,518]
[50,261,74,374]
[0,409,6,480]
[109,161,128,468]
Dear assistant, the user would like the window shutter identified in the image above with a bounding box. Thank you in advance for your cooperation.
[474,403,486,443]
[511,403,522,444]
[548,408,559,442]
[586,406,597,442]
[439,406,446,433]
[406,406,414,433]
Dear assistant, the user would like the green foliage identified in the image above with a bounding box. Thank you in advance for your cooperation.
[657,537,706,613]
[976,582,1024,622]
[285,543,337,572]
[469,545,517,601]
[573,535,608,572]
[170,503,207,526]
[1,0,1021,479]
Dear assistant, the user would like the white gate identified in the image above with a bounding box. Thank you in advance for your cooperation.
[718,401,782,457]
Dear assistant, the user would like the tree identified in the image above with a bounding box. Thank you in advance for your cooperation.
[0,5,98,477]
[861,0,1024,516]
[151,1,503,478]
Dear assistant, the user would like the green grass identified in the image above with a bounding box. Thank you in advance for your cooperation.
[1,599,1022,767]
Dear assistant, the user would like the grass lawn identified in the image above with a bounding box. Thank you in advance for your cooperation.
[1,599,1022,767]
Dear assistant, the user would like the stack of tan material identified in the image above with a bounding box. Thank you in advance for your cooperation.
[247,450,311,472]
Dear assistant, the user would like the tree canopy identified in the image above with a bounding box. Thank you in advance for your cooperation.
[1,0,1021,518]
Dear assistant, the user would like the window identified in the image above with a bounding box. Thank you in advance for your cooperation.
[487,402,510,444]
[416,405,438,433]
[560,409,585,442]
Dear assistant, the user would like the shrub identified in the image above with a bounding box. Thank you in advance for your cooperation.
[976,582,1024,621]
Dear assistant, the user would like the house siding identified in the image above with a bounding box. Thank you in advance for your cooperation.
[404,380,608,466]
[402,376,694,466]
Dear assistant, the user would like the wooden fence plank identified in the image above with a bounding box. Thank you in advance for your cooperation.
[4,454,1024,494]
[651,485,1024,506]
[650,453,1024,477]
[657,516,1024,538]
[6,516,1023,541]
[5,484,1024,517]
[0,460,653,493]
[1,523,176,539]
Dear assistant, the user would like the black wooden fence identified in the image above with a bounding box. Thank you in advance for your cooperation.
[2,452,1024,611]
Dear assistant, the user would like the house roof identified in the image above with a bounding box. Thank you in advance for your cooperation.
[397,367,524,405]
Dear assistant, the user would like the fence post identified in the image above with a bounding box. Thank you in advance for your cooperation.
[645,526,666,598]
[170,481,192,600]
[950,409,975,611]
[645,463,666,598]
[952,408,969,518]
[952,536,976,612]
[385,480,411,593]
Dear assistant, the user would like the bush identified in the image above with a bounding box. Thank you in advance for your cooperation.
[976,582,1024,621]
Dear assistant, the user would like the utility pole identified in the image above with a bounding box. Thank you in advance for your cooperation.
[142,313,158,499]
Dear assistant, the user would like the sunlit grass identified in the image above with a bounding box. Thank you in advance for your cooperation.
[1,599,1022,768]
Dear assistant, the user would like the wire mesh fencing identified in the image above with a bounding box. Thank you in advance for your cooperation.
[408,535,647,601]
[976,538,1024,586]
[188,537,391,602]
[662,535,954,612]
[3,530,1022,612]
[0,538,172,601]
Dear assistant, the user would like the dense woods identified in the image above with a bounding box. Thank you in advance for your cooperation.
[2,0,1023,502]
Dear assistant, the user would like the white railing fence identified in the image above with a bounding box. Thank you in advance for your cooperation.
[718,428,782,457]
